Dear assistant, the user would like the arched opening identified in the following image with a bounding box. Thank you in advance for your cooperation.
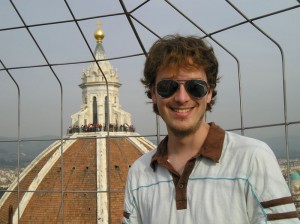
[8,205,13,224]
[93,96,98,125]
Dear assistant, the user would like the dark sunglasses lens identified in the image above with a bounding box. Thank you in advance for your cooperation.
[185,80,208,98]
[157,80,178,98]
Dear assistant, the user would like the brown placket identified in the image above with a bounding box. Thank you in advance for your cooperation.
[158,157,197,210]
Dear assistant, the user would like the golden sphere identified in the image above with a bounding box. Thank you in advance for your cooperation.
[94,28,105,43]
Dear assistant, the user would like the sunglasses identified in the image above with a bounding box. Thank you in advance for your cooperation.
[156,79,208,99]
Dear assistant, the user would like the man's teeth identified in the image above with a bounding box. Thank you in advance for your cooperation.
[173,108,190,113]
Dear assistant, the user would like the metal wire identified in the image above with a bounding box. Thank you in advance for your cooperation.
[0,1,299,223]
[0,60,21,222]
[226,0,291,189]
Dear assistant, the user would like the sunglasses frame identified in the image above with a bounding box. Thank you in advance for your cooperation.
[156,79,209,99]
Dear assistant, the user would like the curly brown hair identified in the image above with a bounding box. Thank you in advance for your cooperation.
[141,34,219,114]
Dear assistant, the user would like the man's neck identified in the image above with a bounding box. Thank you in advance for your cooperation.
[166,122,210,175]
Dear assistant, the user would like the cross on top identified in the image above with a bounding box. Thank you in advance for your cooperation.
[96,21,102,29]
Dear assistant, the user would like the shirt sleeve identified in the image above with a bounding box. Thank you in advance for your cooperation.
[122,167,142,224]
[246,143,299,223]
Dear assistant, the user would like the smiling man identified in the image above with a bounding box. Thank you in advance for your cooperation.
[122,35,299,224]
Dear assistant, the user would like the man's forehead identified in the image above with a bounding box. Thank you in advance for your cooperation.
[158,65,205,77]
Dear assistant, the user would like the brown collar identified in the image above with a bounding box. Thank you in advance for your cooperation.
[150,123,225,171]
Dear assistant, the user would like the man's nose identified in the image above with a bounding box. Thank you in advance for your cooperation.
[173,84,190,102]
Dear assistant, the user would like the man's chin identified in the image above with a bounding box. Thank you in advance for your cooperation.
[168,126,198,137]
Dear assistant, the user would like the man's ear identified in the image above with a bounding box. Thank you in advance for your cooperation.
[151,87,157,104]
[206,88,213,104]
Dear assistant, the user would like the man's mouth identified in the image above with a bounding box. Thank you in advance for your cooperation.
[172,108,193,113]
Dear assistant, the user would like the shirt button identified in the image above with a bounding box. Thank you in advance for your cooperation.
[179,183,184,188]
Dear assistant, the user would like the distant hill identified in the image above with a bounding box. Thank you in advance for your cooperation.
[0,136,57,168]
[263,135,300,159]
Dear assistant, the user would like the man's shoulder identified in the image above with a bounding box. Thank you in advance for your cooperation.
[226,131,270,150]
[129,148,157,172]
[223,131,275,160]
[219,132,280,179]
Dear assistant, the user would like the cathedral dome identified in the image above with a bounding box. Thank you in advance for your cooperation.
[0,133,154,223]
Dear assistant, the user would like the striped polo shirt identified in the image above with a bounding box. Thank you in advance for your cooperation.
[123,123,299,224]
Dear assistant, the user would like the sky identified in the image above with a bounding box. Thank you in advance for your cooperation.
[0,0,299,153]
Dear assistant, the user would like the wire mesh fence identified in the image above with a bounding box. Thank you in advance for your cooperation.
[0,0,300,223]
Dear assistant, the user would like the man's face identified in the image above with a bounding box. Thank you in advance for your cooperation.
[151,67,212,137]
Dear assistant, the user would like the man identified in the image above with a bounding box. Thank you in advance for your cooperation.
[123,35,299,223]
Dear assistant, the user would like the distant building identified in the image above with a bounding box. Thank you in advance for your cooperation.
[0,23,155,224]
[291,172,300,214]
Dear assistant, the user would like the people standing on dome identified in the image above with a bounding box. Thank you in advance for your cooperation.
[123,34,299,223]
